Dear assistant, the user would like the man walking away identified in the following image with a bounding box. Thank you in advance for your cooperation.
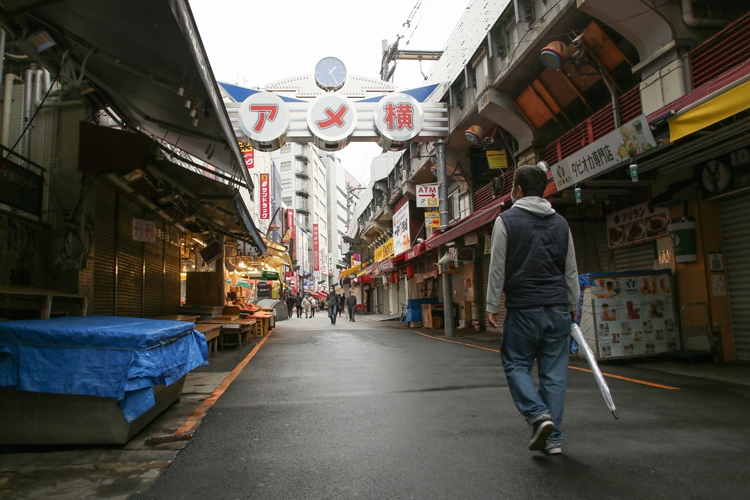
[302,295,311,319]
[339,294,345,317]
[286,293,295,318]
[310,297,317,317]
[486,165,579,456]
[295,293,303,319]
[327,288,338,325]
[346,291,357,322]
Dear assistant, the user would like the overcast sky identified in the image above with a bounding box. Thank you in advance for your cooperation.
[191,0,471,184]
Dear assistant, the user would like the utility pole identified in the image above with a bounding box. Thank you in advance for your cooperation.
[436,140,455,337]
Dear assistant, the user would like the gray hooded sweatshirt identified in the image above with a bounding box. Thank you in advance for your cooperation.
[486,196,579,315]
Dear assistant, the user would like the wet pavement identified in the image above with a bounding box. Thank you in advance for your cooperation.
[133,314,750,500]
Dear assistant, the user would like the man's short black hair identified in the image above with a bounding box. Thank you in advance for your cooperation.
[513,165,547,198]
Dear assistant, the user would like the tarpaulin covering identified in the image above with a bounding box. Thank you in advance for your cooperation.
[0,316,208,422]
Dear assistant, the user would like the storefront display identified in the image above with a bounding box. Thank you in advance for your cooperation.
[579,271,679,360]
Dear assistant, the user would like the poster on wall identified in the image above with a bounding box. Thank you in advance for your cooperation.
[606,201,669,248]
[589,273,679,360]
[393,203,411,256]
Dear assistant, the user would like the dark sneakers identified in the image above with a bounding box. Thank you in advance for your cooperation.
[529,420,555,451]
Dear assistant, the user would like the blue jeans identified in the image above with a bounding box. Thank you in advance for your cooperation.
[501,305,571,448]
[329,306,337,324]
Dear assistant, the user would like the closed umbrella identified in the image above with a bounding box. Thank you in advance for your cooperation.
[570,323,618,419]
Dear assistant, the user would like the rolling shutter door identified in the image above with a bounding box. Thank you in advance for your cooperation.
[143,223,164,318]
[614,242,656,272]
[452,271,465,309]
[163,225,181,315]
[117,196,143,317]
[720,194,750,361]
[93,181,117,316]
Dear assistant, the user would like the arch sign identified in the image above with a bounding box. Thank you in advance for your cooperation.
[237,91,431,152]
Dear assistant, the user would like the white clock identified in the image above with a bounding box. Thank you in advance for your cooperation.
[314,57,347,92]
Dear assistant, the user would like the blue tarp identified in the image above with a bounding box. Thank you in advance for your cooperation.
[0,316,208,422]
[405,298,439,323]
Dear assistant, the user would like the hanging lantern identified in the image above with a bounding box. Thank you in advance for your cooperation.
[406,264,415,279]
[390,272,398,283]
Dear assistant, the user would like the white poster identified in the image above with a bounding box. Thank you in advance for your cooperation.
[591,274,679,359]
[393,203,411,256]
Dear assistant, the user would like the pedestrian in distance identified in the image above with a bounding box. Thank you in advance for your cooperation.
[295,293,303,319]
[327,287,338,325]
[285,294,295,318]
[339,294,345,317]
[346,291,357,322]
[302,295,312,319]
[310,297,317,317]
[486,165,579,456]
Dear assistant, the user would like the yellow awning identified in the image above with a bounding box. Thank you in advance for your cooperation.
[263,237,293,268]
[669,79,750,142]
[356,262,373,277]
[339,264,361,278]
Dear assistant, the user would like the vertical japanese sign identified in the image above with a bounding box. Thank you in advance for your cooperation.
[352,253,361,267]
[313,223,320,272]
[393,203,411,256]
[239,142,255,169]
[260,173,270,220]
[287,208,295,235]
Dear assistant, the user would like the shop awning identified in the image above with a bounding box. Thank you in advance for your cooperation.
[646,59,750,141]
[2,0,251,189]
[263,238,293,268]
[425,202,504,251]
[340,261,370,279]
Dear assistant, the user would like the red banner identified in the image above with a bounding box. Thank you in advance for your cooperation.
[242,145,254,169]
[287,208,295,234]
[260,173,270,220]
[313,223,320,272]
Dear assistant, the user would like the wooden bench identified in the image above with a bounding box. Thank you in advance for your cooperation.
[0,285,88,319]
[193,323,221,358]
[197,319,256,350]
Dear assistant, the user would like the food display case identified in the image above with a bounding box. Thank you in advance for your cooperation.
[578,270,680,360]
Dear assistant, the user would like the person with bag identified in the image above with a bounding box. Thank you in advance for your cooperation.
[486,165,579,456]
[346,291,357,322]
[310,297,317,317]
[327,288,338,325]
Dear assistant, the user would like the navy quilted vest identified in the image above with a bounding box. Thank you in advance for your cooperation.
[499,207,569,309]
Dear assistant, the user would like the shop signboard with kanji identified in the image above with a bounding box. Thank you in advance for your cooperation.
[239,142,254,169]
[551,115,657,191]
[606,202,670,248]
[373,93,425,149]
[132,219,156,243]
[425,211,440,228]
[416,183,439,207]
[260,173,270,220]
[393,203,411,256]
[486,150,508,169]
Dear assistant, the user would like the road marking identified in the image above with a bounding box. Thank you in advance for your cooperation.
[408,330,680,390]
[568,366,680,390]
[174,332,273,435]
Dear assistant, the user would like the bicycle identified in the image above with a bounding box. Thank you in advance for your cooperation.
[399,303,408,322]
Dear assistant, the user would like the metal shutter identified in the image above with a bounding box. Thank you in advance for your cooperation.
[92,181,117,315]
[163,225,181,315]
[614,242,656,272]
[143,223,164,317]
[720,194,750,361]
[117,196,144,317]
[452,271,465,311]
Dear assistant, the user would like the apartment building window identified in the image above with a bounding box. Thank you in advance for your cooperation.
[318,198,326,213]
[280,161,292,171]
[281,178,292,190]
[280,143,292,154]
[295,178,309,191]
[282,196,292,205]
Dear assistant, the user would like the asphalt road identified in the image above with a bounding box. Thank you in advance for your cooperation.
[136,314,750,500]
